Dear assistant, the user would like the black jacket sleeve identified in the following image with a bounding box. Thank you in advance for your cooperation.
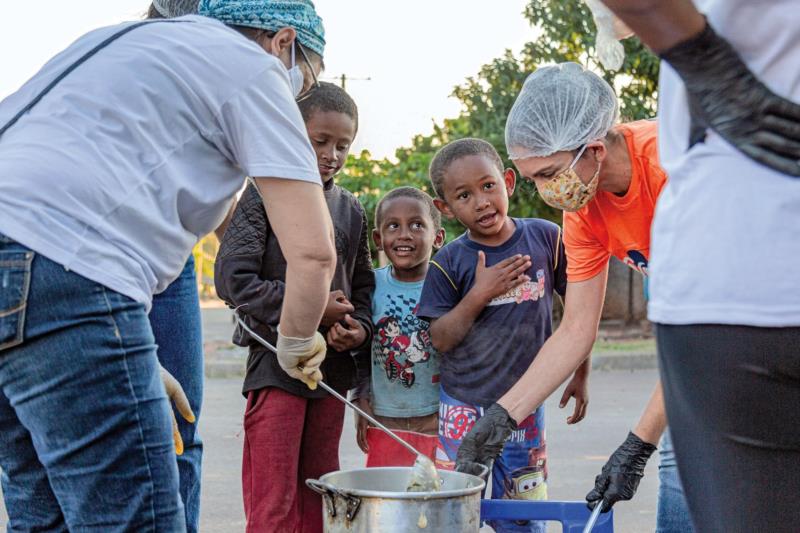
[214,183,285,328]
[349,203,375,382]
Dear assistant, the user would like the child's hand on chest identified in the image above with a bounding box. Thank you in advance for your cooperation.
[471,250,533,303]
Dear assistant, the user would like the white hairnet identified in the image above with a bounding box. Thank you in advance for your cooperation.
[505,62,619,160]
[153,0,199,17]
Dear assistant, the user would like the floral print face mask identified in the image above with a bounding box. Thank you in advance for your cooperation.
[537,144,601,212]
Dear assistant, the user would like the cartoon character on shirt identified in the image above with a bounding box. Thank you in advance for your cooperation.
[376,316,410,382]
[496,269,547,305]
[407,330,431,364]
[503,445,549,501]
[536,269,546,297]
[376,316,435,388]
[515,283,534,304]
[397,330,435,387]
[623,250,649,276]
[504,465,547,501]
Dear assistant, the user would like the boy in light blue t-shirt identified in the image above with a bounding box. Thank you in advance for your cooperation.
[353,187,445,466]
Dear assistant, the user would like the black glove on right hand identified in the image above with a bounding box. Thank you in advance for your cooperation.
[586,431,657,512]
[455,403,517,475]
[660,20,800,177]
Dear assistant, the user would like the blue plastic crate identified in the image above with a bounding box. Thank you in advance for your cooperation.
[480,500,614,532]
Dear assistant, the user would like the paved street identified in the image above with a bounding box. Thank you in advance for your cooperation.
[1,368,662,532]
[0,307,664,531]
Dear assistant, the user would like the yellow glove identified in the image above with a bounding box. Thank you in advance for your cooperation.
[160,365,196,455]
[276,329,327,390]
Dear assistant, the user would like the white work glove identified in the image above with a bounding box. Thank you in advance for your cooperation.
[160,365,196,455]
[585,0,633,71]
[276,329,327,390]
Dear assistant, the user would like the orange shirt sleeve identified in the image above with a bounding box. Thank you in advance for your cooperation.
[563,210,611,282]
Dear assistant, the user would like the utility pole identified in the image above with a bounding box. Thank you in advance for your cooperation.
[326,74,371,90]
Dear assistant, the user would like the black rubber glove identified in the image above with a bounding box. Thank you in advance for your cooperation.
[455,403,517,476]
[660,20,800,177]
[586,431,657,512]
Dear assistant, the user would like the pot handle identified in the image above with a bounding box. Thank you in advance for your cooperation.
[305,479,362,522]
[305,478,337,496]
[306,479,338,518]
[478,461,491,480]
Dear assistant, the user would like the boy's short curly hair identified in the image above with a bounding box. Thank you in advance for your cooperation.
[374,187,441,231]
[428,138,504,199]
[297,81,358,131]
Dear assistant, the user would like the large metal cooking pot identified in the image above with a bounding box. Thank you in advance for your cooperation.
[306,467,485,532]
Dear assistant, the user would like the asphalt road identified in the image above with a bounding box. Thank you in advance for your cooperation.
[0,368,663,532]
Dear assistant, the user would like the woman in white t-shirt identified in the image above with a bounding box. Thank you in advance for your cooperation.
[0,1,336,530]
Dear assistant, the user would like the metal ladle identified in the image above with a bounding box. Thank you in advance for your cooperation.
[582,500,605,533]
[234,312,442,492]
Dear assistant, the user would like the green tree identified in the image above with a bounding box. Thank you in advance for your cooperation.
[338,0,660,262]
[523,1,660,120]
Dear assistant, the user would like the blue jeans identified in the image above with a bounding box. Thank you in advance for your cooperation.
[0,235,185,532]
[656,429,694,533]
[149,257,203,533]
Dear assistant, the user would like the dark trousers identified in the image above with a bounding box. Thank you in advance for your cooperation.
[656,324,800,533]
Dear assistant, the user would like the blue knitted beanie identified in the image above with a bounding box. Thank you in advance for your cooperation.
[199,0,325,56]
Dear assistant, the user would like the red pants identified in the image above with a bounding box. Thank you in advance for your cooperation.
[365,428,438,467]
[242,387,345,533]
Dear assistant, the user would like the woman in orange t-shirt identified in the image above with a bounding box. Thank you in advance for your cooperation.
[455,63,691,532]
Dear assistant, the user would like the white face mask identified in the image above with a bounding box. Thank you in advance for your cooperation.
[287,45,304,98]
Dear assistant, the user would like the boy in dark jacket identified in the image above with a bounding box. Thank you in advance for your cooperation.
[215,83,374,533]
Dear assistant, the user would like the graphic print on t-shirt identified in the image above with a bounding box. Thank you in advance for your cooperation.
[374,294,436,389]
[623,250,649,276]
[487,269,547,306]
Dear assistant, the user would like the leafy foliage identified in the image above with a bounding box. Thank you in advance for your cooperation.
[523,1,660,120]
[339,0,659,264]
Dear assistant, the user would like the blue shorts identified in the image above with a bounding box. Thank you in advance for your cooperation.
[435,388,548,533]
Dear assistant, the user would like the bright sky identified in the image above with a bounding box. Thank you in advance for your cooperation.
[0,1,536,159]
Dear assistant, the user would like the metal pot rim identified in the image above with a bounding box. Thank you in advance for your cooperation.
[315,467,485,500]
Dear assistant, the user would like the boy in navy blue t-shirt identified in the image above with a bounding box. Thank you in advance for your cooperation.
[417,138,587,533]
